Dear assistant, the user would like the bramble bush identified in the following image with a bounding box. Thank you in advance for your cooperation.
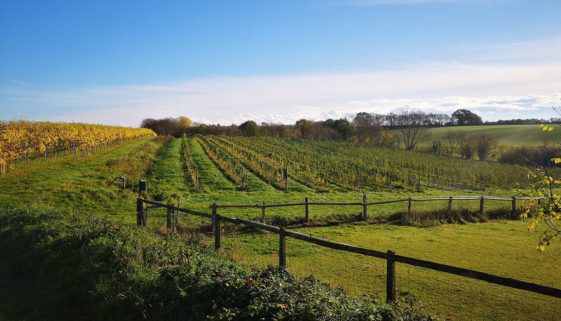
[0,208,436,321]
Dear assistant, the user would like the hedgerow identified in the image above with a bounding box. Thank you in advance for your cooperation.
[0,208,436,321]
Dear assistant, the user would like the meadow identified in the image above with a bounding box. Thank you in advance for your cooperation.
[1,127,560,321]
[422,124,559,147]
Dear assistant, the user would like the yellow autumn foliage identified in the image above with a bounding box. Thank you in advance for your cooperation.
[0,121,155,168]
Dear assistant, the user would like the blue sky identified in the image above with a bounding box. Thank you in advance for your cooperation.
[1,0,561,126]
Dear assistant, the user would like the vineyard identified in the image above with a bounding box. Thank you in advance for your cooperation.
[0,121,155,172]
[1,132,560,321]
[186,135,551,193]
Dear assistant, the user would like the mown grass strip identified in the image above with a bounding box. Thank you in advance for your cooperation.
[150,138,190,198]
[188,138,236,192]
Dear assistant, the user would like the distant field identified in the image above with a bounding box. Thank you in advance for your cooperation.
[422,124,559,146]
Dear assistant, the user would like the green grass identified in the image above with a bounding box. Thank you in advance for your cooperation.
[150,138,190,198]
[217,221,561,321]
[0,136,559,321]
[0,137,162,224]
[422,124,560,147]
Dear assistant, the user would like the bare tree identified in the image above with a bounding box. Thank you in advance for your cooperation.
[395,112,431,151]
[475,135,495,161]
[351,112,386,144]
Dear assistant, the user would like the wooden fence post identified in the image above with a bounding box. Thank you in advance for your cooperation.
[174,207,179,231]
[305,196,309,222]
[362,193,368,220]
[447,196,453,216]
[512,196,517,215]
[166,201,173,230]
[386,250,396,303]
[479,196,485,216]
[136,198,146,227]
[211,202,217,233]
[407,197,412,216]
[261,201,266,223]
[136,198,142,227]
[214,214,221,250]
[279,227,287,268]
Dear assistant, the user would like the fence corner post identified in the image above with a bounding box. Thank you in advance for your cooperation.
[362,193,368,220]
[279,227,287,269]
[512,196,517,215]
[214,214,221,250]
[305,196,309,222]
[386,250,396,303]
[447,196,453,216]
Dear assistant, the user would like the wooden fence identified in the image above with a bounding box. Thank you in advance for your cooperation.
[211,194,543,222]
[136,196,561,304]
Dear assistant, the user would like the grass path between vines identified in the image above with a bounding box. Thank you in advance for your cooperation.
[189,138,236,192]
[150,138,190,198]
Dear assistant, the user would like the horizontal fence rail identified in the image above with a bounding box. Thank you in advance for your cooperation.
[212,196,543,209]
[210,195,545,223]
[136,196,561,305]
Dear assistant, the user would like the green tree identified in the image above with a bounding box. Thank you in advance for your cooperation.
[451,109,483,126]
[239,120,259,136]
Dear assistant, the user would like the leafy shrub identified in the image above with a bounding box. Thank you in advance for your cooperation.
[0,208,436,321]
[399,207,521,227]
[498,145,560,167]
[268,212,363,228]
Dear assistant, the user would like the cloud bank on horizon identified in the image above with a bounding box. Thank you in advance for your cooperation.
[3,39,561,127]
[1,1,560,127]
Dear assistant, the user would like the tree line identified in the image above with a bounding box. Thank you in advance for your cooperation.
[141,109,485,151]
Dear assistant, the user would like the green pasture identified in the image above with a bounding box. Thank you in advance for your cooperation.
[422,124,560,146]
[215,221,560,321]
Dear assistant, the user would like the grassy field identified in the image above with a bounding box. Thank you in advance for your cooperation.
[216,221,561,321]
[422,124,560,147]
[0,137,166,224]
[0,134,559,321]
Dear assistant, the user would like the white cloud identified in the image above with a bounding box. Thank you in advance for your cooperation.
[2,37,561,126]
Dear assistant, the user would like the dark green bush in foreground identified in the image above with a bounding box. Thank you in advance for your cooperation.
[0,208,435,321]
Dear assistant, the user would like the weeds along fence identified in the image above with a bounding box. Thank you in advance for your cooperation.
[196,194,540,225]
[135,197,561,309]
